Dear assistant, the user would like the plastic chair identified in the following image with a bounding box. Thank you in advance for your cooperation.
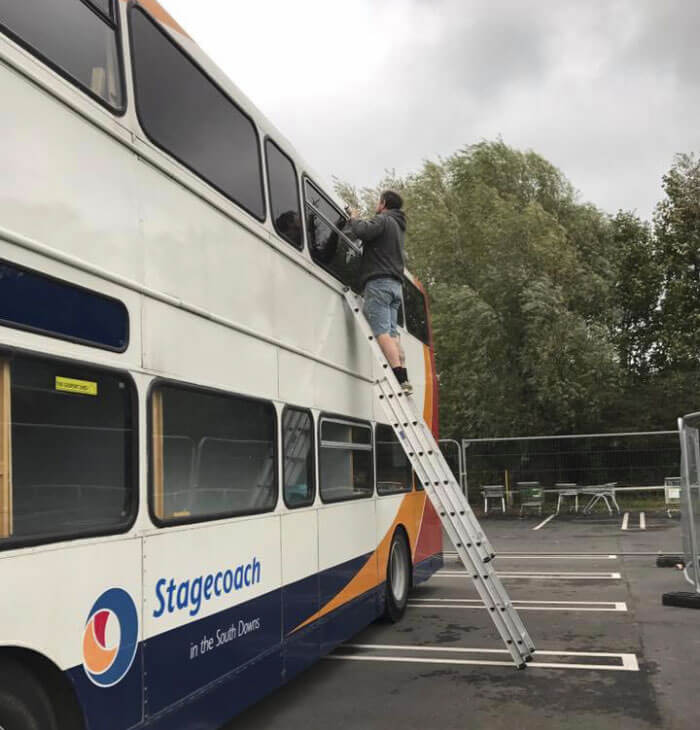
[664,476,681,518]
[517,481,544,517]
[481,485,506,514]
[555,482,579,513]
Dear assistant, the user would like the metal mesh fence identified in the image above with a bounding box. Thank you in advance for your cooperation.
[462,431,679,501]
[678,415,700,592]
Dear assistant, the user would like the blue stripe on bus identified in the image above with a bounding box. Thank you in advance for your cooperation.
[66,552,441,730]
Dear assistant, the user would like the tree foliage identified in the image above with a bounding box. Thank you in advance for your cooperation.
[336,143,700,438]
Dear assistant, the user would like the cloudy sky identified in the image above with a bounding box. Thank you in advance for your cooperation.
[161,0,698,221]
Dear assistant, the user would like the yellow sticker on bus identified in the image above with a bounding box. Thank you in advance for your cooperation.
[55,376,98,396]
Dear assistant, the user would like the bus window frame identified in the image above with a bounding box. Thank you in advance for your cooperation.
[281,405,316,509]
[317,413,374,504]
[0,258,130,353]
[0,0,128,116]
[0,347,139,552]
[147,377,279,529]
[302,176,361,289]
[403,279,430,345]
[128,3,267,224]
[264,137,304,252]
[375,422,413,497]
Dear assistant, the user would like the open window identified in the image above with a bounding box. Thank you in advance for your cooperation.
[319,417,373,502]
[304,179,362,291]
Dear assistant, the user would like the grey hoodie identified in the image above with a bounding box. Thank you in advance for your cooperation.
[349,208,407,289]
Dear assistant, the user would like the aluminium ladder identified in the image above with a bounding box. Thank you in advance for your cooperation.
[344,288,535,668]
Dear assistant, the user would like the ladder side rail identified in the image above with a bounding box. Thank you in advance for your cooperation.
[376,378,495,562]
[375,384,533,654]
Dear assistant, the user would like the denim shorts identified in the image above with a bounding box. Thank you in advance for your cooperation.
[363,277,402,337]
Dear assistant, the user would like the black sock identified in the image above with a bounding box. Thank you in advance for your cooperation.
[392,367,407,384]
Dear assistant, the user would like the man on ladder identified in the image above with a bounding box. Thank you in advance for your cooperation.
[347,190,413,394]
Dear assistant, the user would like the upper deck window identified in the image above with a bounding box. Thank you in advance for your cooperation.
[404,280,430,345]
[304,180,361,291]
[0,0,124,111]
[0,260,129,351]
[266,140,303,250]
[130,6,265,221]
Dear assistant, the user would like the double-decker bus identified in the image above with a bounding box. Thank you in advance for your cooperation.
[0,2,442,728]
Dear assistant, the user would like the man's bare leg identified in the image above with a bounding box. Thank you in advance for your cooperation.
[393,335,406,367]
[377,333,401,368]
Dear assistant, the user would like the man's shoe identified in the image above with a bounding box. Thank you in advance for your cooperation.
[401,380,414,396]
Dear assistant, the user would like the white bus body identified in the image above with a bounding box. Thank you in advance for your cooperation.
[0,2,442,728]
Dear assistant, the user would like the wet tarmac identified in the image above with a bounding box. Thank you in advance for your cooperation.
[227,511,697,730]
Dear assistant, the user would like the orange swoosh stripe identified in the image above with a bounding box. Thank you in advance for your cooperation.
[292,492,427,633]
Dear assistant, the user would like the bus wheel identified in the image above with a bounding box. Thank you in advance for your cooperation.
[0,660,58,730]
[385,531,411,622]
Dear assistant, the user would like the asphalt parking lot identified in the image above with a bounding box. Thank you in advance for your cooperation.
[228,511,697,730]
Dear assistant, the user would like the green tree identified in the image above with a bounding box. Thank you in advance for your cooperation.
[654,153,700,369]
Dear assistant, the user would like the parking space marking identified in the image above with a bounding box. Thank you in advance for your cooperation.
[329,644,640,672]
[621,512,630,530]
[533,514,556,530]
[408,598,627,612]
[640,512,646,530]
[443,553,619,560]
[435,570,622,580]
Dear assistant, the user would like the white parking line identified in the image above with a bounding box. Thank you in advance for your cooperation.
[443,553,619,560]
[408,598,628,612]
[435,570,622,580]
[640,512,646,530]
[621,512,630,530]
[533,514,556,530]
[329,644,639,672]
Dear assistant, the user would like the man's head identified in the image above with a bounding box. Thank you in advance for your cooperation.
[376,190,403,214]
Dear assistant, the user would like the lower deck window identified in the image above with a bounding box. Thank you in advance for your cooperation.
[283,408,315,508]
[376,424,412,495]
[319,418,373,502]
[0,353,135,546]
[151,384,277,523]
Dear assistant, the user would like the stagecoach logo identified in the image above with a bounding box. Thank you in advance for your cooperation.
[82,588,139,688]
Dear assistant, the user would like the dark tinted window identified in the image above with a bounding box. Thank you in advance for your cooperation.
[304,180,361,291]
[0,260,128,351]
[151,384,276,523]
[283,408,314,508]
[376,424,412,495]
[1,355,135,546]
[0,0,124,110]
[266,140,303,249]
[319,418,373,502]
[130,7,265,220]
[404,280,430,344]
[87,0,113,20]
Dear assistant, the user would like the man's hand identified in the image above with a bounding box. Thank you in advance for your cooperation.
[347,207,361,220]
